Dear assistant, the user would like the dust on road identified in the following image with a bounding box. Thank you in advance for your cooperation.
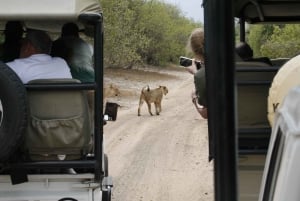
[104,66,214,201]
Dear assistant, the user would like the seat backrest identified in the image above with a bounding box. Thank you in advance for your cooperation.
[270,58,289,66]
[237,84,270,127]
[25,78,92,161]
[236,62,278,128]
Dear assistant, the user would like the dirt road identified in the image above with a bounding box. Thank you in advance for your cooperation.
[104,67,214,201]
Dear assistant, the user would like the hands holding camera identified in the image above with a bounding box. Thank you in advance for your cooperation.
[186,59,199,75]
[179,56,201,75]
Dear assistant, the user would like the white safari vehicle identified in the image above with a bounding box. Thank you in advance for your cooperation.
[202,0,300,200]
[258,86,300,201]
[0,0,114,201]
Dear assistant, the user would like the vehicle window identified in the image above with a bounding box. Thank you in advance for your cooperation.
[262,128,285,201]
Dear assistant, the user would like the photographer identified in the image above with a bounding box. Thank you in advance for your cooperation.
[185,28,207,119]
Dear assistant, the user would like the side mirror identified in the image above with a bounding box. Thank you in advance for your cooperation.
[104,102,119,121]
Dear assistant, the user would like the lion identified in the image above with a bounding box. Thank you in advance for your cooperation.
[138,85,168,116]
[104,83,120,98]
[85,83,120,126]
[87,83,120,112]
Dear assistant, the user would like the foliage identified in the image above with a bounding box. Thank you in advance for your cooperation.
[261,25,300,58]
[100,0,147,68]
[99,0,202,68]
[247,24,274,57]
[247,24,300,59]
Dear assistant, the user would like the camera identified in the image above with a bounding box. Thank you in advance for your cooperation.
[179,56,202,70]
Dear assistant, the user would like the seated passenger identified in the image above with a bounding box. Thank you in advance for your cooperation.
[51,22,94,83]
[0,21,24,62]
[236,42,273,66]
[6,29,72,83]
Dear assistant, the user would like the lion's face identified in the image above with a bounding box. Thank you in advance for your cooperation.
[160,86,168,95]
[105,84,120,98]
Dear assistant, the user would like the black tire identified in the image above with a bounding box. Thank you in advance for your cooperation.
[0,62,27,162]
[104,153,109,176]
[58,198,78,201]
[102,187,112,201]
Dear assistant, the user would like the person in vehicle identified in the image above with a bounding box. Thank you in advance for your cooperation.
[6,29,72,84]
[185,28,207,119]
[51,22,94,83]
[0,21,24,62]
[235,41,273,66]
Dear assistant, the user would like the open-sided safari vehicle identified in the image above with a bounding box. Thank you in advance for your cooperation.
[203,0,300,200]
[0,0,116,200]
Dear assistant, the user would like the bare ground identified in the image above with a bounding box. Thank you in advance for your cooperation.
[103,66,214,201]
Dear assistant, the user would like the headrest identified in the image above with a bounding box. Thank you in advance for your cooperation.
[236,42,253,60]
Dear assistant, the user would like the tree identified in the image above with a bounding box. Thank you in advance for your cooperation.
[247,24,274,57]
[99,0,201,67]
[261,25,300,58]
[100,0,149,68]
[247,24,300,59]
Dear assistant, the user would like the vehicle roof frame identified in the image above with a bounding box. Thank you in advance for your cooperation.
[203,0,238,201]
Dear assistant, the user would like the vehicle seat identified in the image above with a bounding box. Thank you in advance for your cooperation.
[25,79,92,161]
[236,61,277,127]
[236,61,279,150]
[236,42,273,66]
[270,58,289,66]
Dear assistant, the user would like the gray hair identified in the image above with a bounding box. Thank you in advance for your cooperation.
[25,29,52,54]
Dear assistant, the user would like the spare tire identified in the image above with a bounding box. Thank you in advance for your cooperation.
[268,55,300,127]
[0,62,27,162]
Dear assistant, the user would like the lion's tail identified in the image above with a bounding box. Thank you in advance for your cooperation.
[141,85,150,93]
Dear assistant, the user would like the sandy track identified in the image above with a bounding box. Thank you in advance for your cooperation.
[104,68,214,201]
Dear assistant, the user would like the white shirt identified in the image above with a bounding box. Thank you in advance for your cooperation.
[6,54,72,84]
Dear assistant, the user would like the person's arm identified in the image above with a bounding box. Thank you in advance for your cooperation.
[192,91,208,119]
[186,59,198,75]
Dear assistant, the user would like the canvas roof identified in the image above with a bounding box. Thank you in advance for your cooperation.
[0,0,101,21]
[0,0,102,32]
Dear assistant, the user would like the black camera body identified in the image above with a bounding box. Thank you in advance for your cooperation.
[179,56,202,70]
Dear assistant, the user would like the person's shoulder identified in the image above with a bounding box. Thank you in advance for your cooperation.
[51,56,68,64]
[6,57,26,65]
[64,36,90,45]
[5,58,28,74]
[52,37,65,46]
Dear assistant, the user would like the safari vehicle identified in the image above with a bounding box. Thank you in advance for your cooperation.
[0,0,115,200]
[202,0,300,200]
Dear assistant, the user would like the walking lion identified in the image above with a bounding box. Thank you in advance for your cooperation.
[138,85,168,116]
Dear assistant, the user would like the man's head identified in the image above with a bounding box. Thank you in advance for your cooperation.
[61,22,79,37]
[20,30,52,58]
[4,21,24,39]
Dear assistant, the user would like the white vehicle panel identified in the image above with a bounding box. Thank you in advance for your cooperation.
[0,174,101,201]
[259,86,300,201]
